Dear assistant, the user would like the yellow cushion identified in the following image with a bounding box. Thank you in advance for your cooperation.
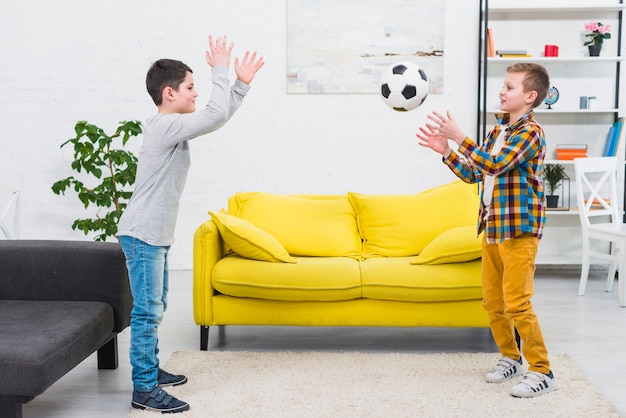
[209,211,295,263]
[348,180,479,258]
[410,226,483,265]
[233,192,361,258]
[212,256,362,301]
[360,257,483,302]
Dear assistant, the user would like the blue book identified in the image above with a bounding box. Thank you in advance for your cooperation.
[609,118,625,157]
[602,126,615,157]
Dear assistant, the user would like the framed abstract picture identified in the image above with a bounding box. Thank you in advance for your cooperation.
[287,0,444,94]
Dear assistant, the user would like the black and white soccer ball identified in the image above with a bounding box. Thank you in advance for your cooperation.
[380,62,429,112]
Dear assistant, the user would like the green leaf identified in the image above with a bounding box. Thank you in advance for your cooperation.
[54,119,142,241]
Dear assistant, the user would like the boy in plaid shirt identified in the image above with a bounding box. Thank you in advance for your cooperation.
[416,63,555,398]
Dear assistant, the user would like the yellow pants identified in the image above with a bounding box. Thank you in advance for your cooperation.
[481,234,551,374]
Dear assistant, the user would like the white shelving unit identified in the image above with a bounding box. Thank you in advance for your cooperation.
[478,0,625,265]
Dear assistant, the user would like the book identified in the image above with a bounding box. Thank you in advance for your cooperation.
[556,144,587,150]
[609,118,625,157]
[556,149,587,156]
[602,118,625,157]
[585,198,611,209]
[602,126,615,157]
[556,150,587,160]
[496,49,527,55]
[498,54,533,58]
[556,143,588,160]
[487,28,495,58]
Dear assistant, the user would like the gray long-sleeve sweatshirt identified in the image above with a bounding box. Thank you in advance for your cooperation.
[116,66,250,246]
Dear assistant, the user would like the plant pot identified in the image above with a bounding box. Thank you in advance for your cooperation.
[546,195,560,208]
[588,44,602,57]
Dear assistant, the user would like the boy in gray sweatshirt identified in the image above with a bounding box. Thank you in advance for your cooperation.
[117,35,264,413]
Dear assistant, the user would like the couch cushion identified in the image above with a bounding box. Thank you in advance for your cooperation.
[232,192,361,258]
[348,180,479,258]
[411,226,483,265]
[360,257,483,302]
[212,256,362,301]
[209,211,295,263]
[0,300,114,397]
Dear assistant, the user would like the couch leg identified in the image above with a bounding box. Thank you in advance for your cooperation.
[0,395,27,418]
[97,335,119,369]
[200,326,210,351]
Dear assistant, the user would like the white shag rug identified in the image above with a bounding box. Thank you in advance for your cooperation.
[127,351,622,418]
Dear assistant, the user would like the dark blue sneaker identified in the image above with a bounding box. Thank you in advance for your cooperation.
[158,368,188,387]
[132,386,189,413]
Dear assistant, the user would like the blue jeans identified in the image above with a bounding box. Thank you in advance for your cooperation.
[119,236,170,392]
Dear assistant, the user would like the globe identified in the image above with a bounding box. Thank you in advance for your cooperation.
[544,86,559,109]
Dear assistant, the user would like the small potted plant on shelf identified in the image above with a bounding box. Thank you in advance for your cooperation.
[544,163,566,209]
[584,21,611,56]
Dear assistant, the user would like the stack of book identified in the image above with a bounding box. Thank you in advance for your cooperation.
[496,49,531,58]
[556,144,587,160]
[585,198,611,210]
[602,117,625,157]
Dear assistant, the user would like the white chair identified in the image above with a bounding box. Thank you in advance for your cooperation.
[0,185,21,239]
[574,156,626,307]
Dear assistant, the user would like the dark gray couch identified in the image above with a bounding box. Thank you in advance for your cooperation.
[0,240,132,418]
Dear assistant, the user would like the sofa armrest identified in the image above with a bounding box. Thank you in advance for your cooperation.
[0,240,131,332]
[193,219,225,326]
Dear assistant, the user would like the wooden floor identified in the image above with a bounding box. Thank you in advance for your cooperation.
[21,268,626,417]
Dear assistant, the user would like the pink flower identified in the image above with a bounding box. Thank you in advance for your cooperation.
[584,21,611,46]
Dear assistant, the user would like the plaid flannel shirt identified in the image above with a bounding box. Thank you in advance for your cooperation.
[443,111,546,244]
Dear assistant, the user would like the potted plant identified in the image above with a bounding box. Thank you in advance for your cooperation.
[544,163,566,208]
[584,21,611,56]
[52,120,142,241]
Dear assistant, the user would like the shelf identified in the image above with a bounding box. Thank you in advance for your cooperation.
[488,57,626,63]
[489,5,626,13]
[544,159,626,164]
[484,108,619,114]
[546,208,578,215]
[545,159,576,165]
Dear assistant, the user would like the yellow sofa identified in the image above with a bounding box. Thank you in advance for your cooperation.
[193,180,489,350]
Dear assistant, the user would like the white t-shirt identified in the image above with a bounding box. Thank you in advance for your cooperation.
[482,125,508,215]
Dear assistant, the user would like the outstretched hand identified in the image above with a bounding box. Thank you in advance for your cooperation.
[425,111,466,145]
[416,124,451,157]
[235,51,265,85]
[416,111,467,157]
[205,34,233,68]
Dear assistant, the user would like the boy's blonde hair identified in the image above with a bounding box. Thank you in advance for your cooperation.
[507,63,550,109]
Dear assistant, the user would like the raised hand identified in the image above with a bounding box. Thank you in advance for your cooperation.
[205,35,234,68]
[416,124,452,157]
[426,111,466,145]
[234,50,265,85]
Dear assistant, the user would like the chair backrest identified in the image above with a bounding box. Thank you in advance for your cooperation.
[0,191,21,239]
[574,157,621,228]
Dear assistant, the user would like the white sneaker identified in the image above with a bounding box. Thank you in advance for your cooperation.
[510,371,556,398]
[485,357,523,383]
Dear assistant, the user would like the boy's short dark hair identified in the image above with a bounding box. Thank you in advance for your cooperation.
[507,63,550,109]
[146,59,193,106]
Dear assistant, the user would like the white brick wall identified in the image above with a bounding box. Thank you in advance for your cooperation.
[0,0,479,268]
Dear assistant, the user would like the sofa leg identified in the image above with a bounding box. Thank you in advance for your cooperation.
[200,326,210,351]
[97,335,119,370]
[0,395,28,418]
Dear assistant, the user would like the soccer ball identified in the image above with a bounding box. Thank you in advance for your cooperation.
[380,62,429,112]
